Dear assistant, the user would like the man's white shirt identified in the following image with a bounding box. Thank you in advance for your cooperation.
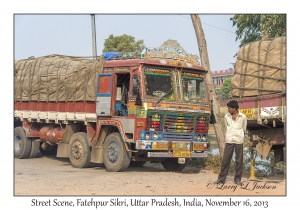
[224,111,247,144]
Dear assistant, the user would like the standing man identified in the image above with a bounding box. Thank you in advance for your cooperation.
[215,100,247,185]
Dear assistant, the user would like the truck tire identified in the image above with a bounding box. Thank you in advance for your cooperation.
[28,139,40,158]
[161,158,189,171]
[69,132,91,168]
[129,161,147,167]
[14,127,32,159]
[103,133,130,172]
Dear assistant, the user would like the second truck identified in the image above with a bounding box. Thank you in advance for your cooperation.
[231,37,286,173]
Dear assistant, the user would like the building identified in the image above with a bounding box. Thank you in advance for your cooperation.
[211,68,235,89]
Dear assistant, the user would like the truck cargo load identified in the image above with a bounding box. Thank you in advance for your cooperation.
[231,37,286,98]
[14,54,104,102]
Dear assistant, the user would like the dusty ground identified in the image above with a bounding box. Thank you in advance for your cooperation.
[14,153,285,196]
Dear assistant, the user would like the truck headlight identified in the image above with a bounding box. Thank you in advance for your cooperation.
[202,134,207,142]
[145,132,150,140]
[197,135,201,141]
[152,132,158,140]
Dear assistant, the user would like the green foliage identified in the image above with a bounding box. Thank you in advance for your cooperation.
[214,77,232,99]
[205,154,223,167]
[102,34,145,53]
[221,77,232,98]
[231,14,286,48]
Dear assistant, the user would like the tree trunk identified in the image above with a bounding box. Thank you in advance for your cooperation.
[190,14,226,156]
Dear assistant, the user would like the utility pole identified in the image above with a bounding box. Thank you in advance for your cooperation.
[191,14,226,156]
[91,14,97,60]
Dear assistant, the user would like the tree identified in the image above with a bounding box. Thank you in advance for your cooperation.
[231,14,286,48]
[191,14,226,156]
[221,77,232,98]
[102,34,145,53]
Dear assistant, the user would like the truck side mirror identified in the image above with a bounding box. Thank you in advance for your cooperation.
[133,77,142,106]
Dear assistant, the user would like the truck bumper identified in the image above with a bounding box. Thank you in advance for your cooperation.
[135,140,209,158]
[147,151,209,158]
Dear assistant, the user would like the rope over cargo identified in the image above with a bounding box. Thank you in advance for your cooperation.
[14,54,105,102]
[231,37,286,98]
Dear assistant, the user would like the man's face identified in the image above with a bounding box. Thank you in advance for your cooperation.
[227,106,236,115]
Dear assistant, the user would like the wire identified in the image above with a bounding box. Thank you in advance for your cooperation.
[177,15,236,34]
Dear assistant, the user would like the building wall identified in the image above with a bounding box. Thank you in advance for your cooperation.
[211,68,235,89]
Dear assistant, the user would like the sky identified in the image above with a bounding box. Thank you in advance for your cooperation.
[14,14,239,71]
[2,0,300,209]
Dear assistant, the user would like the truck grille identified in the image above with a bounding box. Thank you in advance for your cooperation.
[147,112,209,141]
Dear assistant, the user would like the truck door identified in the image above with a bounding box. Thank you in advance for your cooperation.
[96,73,117,116]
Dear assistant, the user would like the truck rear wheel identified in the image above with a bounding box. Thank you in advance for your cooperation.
[69,132,91,168]
[28,139,40,158]
[161,158,188,171]
[103,133,130,172]
[14,127,31,159]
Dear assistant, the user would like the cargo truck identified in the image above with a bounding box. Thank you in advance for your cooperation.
[14,40,211,172]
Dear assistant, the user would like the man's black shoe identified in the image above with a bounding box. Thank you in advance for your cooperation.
[214,180,224,184]
[234,180,242,186]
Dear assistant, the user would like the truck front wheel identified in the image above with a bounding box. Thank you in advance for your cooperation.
[103,133,130,172]
[14,127,31,159]
[161,158,188,171]
[69,132,91,168]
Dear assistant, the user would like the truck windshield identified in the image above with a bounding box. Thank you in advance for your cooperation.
[144,68,174,100]
[181,72,206,102]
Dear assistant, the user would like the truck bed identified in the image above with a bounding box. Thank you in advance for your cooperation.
[238,93,286,130]
[14,101,97,123]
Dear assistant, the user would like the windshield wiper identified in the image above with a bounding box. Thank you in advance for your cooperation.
[156,88,173,105]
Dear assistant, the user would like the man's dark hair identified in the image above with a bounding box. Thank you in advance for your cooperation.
[227,100,239,110]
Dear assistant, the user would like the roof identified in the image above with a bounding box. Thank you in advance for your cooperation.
[212,69,235,76]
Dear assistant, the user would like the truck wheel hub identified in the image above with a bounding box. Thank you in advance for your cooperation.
[72,141,83,159]
[107,142,120,162]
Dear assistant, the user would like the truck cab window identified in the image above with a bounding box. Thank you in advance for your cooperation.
[144,68,174,100]
[115,74,130,116]
[182,72,206,102]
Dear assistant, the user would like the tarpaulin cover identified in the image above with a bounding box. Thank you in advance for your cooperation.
[231,37,286,97]
[102,52,122,61]
[14,54,105,102]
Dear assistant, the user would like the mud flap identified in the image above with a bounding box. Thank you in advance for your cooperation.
[255,140,272,159]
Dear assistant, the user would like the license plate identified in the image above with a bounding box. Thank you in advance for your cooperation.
[240,109,254,119]
[193,143,204,151]
[173,150,190,158]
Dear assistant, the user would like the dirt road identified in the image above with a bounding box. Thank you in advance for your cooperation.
[14,153,285,196]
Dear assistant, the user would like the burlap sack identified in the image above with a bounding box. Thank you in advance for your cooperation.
[231,37,286,97]
[14,55,104,102]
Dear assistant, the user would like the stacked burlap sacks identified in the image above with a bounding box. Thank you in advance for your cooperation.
[231,37,286,97]
[14,55,104,102]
